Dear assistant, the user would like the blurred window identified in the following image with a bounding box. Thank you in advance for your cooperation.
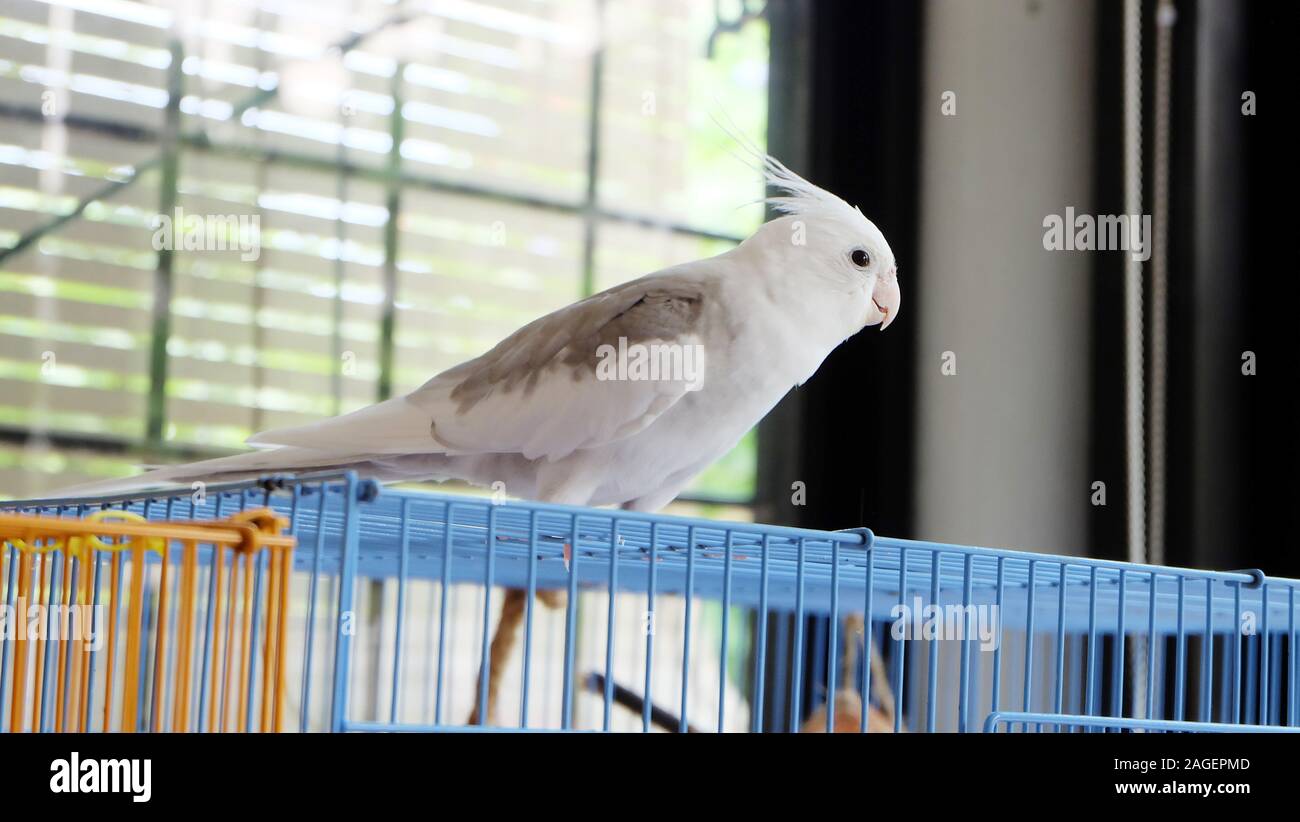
[0,0,768,506]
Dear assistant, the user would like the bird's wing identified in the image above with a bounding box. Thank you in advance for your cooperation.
[246,270,713,461]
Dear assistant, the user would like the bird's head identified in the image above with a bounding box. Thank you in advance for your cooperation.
[752,156,900,332]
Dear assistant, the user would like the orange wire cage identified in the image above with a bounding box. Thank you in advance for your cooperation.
[0,508,296,733]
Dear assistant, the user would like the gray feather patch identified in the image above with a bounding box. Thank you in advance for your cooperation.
[443,275,707,416]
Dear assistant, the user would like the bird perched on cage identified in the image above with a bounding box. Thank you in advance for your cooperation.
[55,143,901,726]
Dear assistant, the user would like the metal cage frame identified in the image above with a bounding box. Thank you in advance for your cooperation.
[3,472,1298,733]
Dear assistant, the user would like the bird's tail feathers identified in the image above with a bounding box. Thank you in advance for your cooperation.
[47,447,388,500]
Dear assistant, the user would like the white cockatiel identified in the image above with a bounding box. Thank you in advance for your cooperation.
[56,153,900,727]
[58,154,900,504]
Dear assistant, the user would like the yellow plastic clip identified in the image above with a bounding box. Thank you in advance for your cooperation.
[2,509,168,560]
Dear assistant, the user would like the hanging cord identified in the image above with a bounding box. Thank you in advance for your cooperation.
[1149,0,1176,569]
[1123,0,1147,588]
[1123,0,1149,720]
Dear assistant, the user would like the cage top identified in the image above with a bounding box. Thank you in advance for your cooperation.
[5,472,1297,634]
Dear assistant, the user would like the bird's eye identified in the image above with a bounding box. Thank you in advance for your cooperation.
[850,249,871,268]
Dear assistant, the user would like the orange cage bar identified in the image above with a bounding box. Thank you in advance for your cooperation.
[0,508,296,733]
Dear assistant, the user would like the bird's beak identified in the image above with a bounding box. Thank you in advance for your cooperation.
[869,270,901,331]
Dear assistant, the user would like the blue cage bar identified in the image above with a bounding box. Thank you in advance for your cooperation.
[2,473,1298,733]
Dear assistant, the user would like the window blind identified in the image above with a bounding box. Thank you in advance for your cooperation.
[0,0,768,502]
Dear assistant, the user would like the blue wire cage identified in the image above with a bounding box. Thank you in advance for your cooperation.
[2,472,1298,733]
